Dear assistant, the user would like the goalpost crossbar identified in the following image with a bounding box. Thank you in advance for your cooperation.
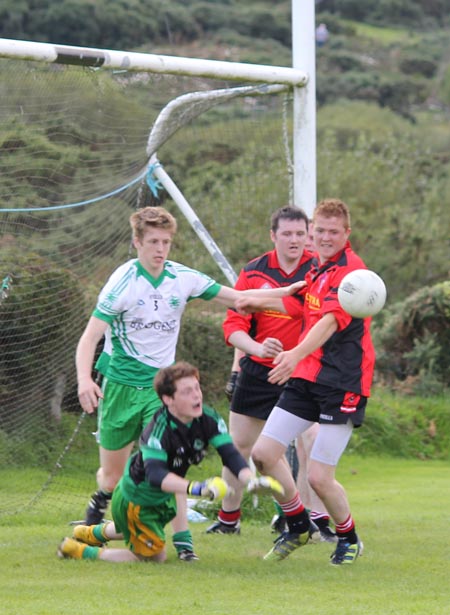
[0,37,308,86]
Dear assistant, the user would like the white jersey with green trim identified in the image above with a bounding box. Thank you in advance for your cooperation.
[92,259,221,386]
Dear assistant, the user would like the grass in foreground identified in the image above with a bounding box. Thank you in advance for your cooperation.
[1,455,449,615]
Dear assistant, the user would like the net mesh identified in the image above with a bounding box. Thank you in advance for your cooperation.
[0,57,292,518]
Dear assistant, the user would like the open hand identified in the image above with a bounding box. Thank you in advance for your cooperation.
[78,379,103,414]
[260,337,284,359]
[268,349,301,385]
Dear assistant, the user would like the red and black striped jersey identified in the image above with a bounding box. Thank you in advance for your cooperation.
[223,249,314,368]
[283,241,375,396]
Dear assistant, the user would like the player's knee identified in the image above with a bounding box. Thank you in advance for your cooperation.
[308,469,328,497]
[98,467,121,493]
[251,443,271,474]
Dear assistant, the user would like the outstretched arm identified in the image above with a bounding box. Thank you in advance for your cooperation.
[234,294,286,314]
[212,280,306,309]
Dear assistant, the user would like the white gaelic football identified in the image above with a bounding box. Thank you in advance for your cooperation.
[338,269,387,318]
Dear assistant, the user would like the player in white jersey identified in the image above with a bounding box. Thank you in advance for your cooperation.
[76,206,301,560]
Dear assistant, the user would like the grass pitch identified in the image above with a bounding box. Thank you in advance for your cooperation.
[1,454,448,615]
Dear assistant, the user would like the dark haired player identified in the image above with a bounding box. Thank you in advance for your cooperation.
[208,206,334,541]
[59,362,283,563]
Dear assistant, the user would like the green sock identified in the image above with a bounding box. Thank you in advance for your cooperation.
[93,523,108,543]
[81,545,101,560]
[172,530,194,554]
[273,500,283,515]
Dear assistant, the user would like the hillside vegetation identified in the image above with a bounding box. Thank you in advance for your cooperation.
[0,2,448,443]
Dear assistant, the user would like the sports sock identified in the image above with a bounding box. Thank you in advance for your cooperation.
[217,508,240,527]
[335,514,357,543]
[172,530,194,555]
[93,523,109,543]
[280,493,310,534]
[82,545,101,560]
[272,500,283,516]
[310,512,331,530]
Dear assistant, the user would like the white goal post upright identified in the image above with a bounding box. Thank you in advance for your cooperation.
[292,0,317,218]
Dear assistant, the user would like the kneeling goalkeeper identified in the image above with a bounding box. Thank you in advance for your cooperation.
[58,361,282,563]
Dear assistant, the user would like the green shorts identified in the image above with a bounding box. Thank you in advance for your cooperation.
[111,483,177,558]
[97,379,161,450]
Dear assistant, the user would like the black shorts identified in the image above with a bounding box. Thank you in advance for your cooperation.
[276,378,367,427]
[231,356,283,421]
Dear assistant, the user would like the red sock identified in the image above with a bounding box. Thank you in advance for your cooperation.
[335,514,357,542]
[279,493,305,517]
[218,508,240,526]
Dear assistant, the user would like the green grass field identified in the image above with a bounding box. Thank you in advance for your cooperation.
[343,20,423,45]
[1,454,448,615]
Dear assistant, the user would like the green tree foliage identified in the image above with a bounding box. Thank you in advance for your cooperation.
[316,108,450,303]
[372,281,450,396]
[0,0,199,49]
[318,0,450,27]
[176,307,234,400]
[0,249,87,431]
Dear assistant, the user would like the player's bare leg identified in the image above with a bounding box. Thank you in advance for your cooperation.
[207,412,264,534]
[307,459,350,525]
[297,425,337,542]
[84,443,134,525]
[251,437,320,561]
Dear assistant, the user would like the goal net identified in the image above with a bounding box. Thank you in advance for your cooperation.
[0,50,295,519]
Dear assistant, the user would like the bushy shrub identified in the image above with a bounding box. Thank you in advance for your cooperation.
[378,76,430,118]
[372,281,450,395]
[321,50,366,73]
[399,57,437,78]
[0,248,87,431]
[349,389,450,459]
[176,306,234,400]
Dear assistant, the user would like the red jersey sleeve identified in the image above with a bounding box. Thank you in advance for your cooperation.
[321,264,363,331]
[222,269,252,344]
[282,292,305,320]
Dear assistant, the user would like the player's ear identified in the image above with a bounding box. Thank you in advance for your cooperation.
[161,394,173,407]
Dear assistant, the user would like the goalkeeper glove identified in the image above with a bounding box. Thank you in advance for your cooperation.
[225,371,239,401]
[187,477,228,501]
[246,476,284,496]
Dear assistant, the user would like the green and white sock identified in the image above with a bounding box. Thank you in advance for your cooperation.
[172,530,194,554]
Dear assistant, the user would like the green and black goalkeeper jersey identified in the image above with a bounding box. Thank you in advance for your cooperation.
[119,404,248,507]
